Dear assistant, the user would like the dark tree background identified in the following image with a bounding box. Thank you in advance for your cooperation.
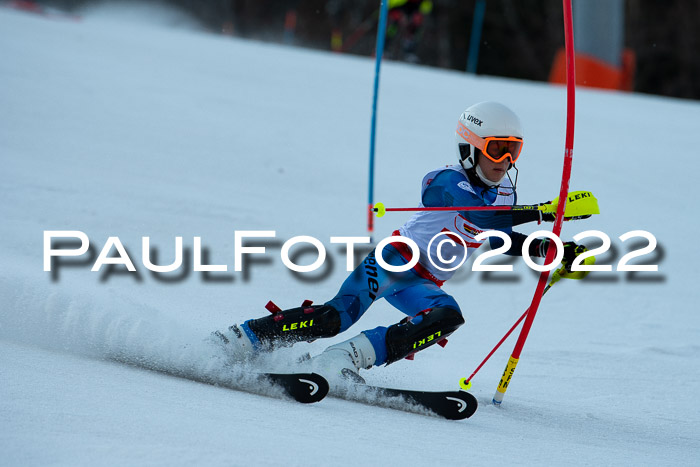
[36,0,700,100]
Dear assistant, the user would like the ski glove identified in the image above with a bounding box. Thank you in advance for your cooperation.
[539,201,592,222]
[538,191,599,222]
[528,239,589,272]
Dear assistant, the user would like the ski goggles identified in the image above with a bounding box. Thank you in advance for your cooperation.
[456,122,523,163]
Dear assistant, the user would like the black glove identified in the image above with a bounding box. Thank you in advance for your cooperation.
[561,242,588,272]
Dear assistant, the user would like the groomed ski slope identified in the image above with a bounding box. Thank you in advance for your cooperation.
[1,4,699,465]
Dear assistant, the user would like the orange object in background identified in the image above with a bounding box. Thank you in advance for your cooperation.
[549,48,636,91]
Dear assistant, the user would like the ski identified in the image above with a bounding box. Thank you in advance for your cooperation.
[332,384,478,420]
[107,354,329,404]
[261,372,329,403]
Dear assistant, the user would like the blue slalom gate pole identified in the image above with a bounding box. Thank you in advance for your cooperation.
[367,0,389,236]
[466,0,486,73]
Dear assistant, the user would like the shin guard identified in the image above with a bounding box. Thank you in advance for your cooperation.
[245,303,342,350]
[384,307,464,365]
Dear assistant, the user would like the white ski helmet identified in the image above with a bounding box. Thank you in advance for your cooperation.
[455,101,524,170]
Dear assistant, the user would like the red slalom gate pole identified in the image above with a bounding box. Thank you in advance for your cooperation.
[491,0,576,406]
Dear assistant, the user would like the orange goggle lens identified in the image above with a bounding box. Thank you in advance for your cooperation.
[482,137,523,163]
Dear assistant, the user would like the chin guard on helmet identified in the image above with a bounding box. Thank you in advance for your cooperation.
[458,143,474,171]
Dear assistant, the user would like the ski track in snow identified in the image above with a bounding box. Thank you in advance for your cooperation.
[1,3,699,465]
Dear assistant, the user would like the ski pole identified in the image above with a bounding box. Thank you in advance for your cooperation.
[458,267,564,391]
[374,203,530,215]
[372,191,598,218]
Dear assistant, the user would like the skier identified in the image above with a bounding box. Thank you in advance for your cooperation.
[214,101,591,386]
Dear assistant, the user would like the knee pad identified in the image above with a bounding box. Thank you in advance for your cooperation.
[246,303,342,349]
[384,307,464,365]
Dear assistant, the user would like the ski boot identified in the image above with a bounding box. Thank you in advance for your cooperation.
[307,307,464,388]
[210,324,256,362]
[309,333,377,388]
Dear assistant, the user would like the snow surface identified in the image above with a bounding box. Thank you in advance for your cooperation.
[1,3,699,465]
